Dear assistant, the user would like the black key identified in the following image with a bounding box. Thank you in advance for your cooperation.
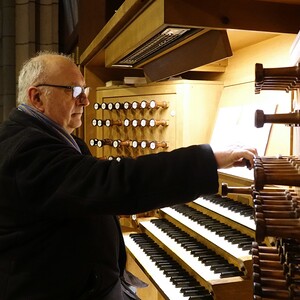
[181,286,207,294]
[188,295,214,300]
[220,270,244,278]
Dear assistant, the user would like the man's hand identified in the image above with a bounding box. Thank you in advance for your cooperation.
[213,146,258,169]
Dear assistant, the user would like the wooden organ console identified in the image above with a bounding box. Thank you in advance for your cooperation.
[84,62,300,299]
[78,1,300,299]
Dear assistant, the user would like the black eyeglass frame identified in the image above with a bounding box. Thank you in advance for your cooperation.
[35,84,90,99]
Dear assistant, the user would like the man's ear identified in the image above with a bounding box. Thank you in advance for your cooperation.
[28,86,45,112]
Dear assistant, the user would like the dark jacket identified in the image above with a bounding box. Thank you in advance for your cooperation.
[0,108,219,299]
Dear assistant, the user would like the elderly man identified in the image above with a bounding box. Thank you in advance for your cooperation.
[0,52,257,299]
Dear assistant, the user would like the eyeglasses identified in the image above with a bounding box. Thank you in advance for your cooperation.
[35,84,90,99]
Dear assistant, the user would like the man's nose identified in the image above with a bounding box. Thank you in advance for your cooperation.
[77,94,90,106]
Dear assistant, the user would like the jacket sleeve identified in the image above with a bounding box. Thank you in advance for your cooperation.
[14,134,219,217]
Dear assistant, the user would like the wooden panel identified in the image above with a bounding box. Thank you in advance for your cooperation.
[215,34,295,159]
[105,0,166,67]
[80,0,153,66]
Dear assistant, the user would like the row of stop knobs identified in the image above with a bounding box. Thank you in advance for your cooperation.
[94,100,169,111]
[90,138,168,150]
[92,118,169,127]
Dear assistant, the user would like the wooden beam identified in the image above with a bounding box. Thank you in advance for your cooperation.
[164,0,300,34]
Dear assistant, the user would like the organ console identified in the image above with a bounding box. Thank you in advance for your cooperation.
[123,62,300,298]
[80,1,300,297]
[82,63,300,300]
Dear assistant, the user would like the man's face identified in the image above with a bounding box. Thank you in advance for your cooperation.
[31,56,90,134]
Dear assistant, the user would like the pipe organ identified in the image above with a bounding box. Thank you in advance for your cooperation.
[84,61,300,299]
[79,1,300,299]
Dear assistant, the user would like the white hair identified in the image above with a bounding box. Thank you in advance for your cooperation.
[17,51,74,105]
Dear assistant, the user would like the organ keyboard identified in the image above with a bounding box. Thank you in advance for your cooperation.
[124,195,255,300]
[192,195,255,232]
[124,233,214,300]
[159,205,253,268]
